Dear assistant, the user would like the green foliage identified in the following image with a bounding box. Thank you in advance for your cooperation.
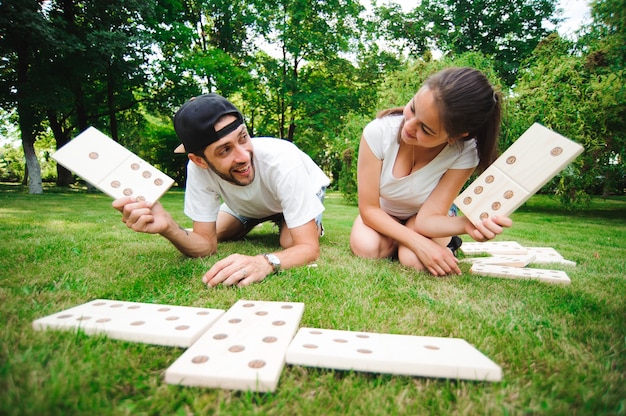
[241,0,365,142]
[586,0,626,71]
[294,58,368,163]
[370,3,429,57]
[335,112,370,203]
[0,144,24,182]
[0,134,58,183]
[379,0,560,86]
[510,33,626,203]
[377,53,503,110]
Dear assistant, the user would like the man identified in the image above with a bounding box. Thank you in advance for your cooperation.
[113,94,330,287]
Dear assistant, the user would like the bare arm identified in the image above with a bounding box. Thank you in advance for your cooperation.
[414,168,475,237]
[356,136,431,251]
[112,197,217,258]
[414,169,513,241]
[202,219,320,287]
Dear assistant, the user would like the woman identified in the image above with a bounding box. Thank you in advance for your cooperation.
[350,67,513,276]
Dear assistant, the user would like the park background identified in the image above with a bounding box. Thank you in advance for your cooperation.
[0,0,624,202]
[0,0,625,414]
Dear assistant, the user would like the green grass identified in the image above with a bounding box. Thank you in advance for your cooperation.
[1,182,624,415]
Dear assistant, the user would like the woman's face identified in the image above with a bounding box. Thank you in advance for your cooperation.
[401,87,450,149]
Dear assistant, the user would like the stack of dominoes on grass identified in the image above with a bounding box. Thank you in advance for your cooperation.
[451,123,583,285]
[460,241,575,284]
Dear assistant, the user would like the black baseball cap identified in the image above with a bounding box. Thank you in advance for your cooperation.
[173,93,244,154]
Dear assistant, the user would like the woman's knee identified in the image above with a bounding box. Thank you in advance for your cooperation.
[398,246,425,271]
[350,215,396,258]
[350,236,379,258]
[350,231,395,258]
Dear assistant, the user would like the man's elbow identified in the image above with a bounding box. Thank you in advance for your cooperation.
[179,244,217,259]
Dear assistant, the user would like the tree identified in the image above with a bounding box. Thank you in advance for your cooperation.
[42,0,161,185]
[586,0,626,71]
[510,33,625,201]
[172,0,253,96]
[369,2,430,57]
[0,0,53,193]
[383,0,561,86]
[247,0,364,141]
[0,0,168,190]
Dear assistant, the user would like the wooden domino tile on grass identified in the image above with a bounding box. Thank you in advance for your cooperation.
[32,299,225,347]
[525,247,577,266]
[285,328,502,382]
[52,127,174,202]
[462,253,536,268]
[164,299,305,392]
[455,123,584,226]
[470,264,571,284]
[459,241,528,256]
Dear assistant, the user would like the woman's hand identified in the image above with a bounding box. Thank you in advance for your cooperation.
[466,215,513,242]
[400,233,462,277]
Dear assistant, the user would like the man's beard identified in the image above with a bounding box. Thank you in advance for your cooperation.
[204,154,255,186]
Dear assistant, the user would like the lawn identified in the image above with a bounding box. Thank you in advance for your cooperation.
[0,183,624,415]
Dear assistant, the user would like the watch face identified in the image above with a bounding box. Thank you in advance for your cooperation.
[264,253,281,271]
[267,254,280,265]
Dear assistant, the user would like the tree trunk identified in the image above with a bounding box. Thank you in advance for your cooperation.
[287,121,296,142]
[107,64,119,141]
[48,111,74,186]
[16,52,42,194]
[22,137,42,194]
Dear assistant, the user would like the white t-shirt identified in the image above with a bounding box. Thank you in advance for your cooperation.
[184,137,331,228]
[363,115,479,220]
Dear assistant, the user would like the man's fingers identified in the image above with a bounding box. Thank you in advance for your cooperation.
[112,196,136,212]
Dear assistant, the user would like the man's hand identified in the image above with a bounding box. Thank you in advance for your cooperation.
[112,197,171,235]
[202,254,274,287]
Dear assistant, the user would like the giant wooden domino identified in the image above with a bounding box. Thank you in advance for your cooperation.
[33,298,505,390]
[525,247,577,266]
[164,299,305,392]
[470,264,571,284]
[460,242,576,267]
[52,127,174,202]
[462,253,536,268]
[32,299,225,347]
[285,328,502,382]
[455,123,584,226]
[460,241,528,256]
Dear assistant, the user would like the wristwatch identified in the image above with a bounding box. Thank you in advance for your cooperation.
[262,253,281,274]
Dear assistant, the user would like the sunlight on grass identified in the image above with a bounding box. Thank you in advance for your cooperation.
[0,184,624,415]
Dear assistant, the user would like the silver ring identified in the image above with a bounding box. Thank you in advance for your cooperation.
[240,269,248,277]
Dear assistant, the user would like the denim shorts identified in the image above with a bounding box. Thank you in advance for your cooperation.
[220,186,327,231]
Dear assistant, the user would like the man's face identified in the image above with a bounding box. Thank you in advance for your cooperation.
[195,115,255,186]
